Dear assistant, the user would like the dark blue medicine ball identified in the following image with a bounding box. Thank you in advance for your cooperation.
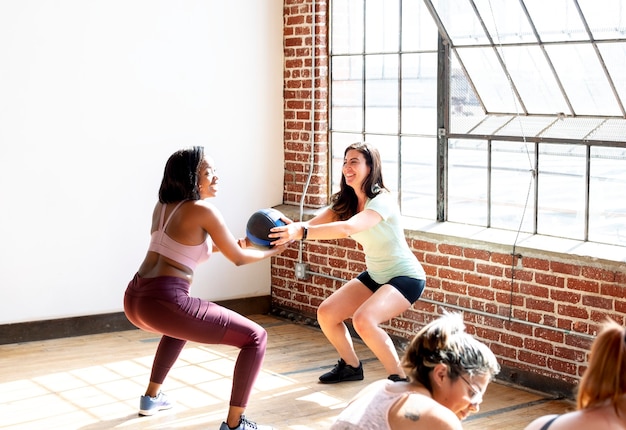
[246,208,286,247]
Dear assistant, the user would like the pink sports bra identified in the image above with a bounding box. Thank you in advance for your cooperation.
[148,201,211,271]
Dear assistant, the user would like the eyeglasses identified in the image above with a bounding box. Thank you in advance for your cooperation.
[459,374,484,404]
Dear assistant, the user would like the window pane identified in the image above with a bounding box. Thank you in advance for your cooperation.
[332,106,363,133]
[546,44,622,116]
[579,0,626,40]
[491,141,536,232]
[503,45,570,115]
[331,56,363,132]
[365,0,399,53]
[598,43,626,109]
[473,0,537,44]
[430,0,490,46]
[589,147,626,246]
[586,118,626,143]
[365,134,399,192]
[537,144,586,239]
[539,117,606,140]
[401,136,437,219]
[402,53,438,135]
[449,61,483,133]
[401,0,439,51]
[365,54,399,134]
[525,0,588,42]
[448,139,488,225]
[331,0,364,54]
[456,47,520,113]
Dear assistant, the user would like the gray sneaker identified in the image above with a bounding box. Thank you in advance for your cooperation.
[219,415,274,430]
[138,391,174,416]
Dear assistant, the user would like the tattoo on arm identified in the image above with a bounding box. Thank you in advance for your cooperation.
[404,410,420,422]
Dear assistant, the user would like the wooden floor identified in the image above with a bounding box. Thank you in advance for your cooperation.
[0,314,574,429]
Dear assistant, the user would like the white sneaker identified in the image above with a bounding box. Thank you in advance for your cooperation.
[138,391,174,416]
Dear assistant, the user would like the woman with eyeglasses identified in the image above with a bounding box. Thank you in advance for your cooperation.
[270,142,427,384]
[330,312,500,430]
[523,318,626,430]
[124,147,288,430]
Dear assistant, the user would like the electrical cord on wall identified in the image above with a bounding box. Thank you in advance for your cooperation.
[485,0,535,322]
[297,0,317,267]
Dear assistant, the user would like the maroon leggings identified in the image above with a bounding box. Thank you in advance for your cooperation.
[124,273,267,408]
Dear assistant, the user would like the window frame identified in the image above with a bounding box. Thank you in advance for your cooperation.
[328,0,626,249]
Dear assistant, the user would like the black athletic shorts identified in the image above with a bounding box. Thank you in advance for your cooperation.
[356,271,425,304]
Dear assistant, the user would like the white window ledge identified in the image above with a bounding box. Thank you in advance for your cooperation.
[403,217,626,265]
[276,205,626,265]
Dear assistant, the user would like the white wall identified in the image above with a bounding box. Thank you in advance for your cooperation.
[0,1,285,324]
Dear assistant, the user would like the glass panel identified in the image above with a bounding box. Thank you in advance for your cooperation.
[401,136,437,219]
[537,144,586,240]
[525,0,589,42]
[430,0,490,46]
[491,141,536,232]
[502,45,570,115]
[449,64,482,124]
[365,0,399,53]
[364,134,399,192]
[546,44,621,116]
[587,118,626,143]
[366,54,399,80]
[331,0,364,54]
[464,114,511,135]
[332,105,363,133]
[449,111,487,136]
[332,53,363,81]
[597,43,626,110]
[579,0,626,40]
[498,116,557,139]
[589,146,626,246]
[365,54,399,134]
[331,56,363,132]
[401,0,439,51]
[473,0,537,44]
[539,117,603,140]
[456,47,522,113]
[448,139,488,226]
[402,53,437,135]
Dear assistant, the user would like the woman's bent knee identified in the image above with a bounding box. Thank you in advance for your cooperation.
[255,326,267,347]
[317,301,338,325]
[351,311,376,337]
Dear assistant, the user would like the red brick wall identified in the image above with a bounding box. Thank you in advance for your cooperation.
[279,0,626,396]
[283,0,329,208]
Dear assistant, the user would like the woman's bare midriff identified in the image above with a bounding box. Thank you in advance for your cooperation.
[137,252,194,282]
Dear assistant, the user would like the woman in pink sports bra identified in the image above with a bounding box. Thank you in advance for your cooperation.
[523,318,626,430]
[124,146,288,430]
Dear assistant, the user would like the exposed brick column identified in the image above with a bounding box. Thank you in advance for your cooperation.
[283,0,329,208]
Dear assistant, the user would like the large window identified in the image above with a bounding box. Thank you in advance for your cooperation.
[330,0,626,247]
